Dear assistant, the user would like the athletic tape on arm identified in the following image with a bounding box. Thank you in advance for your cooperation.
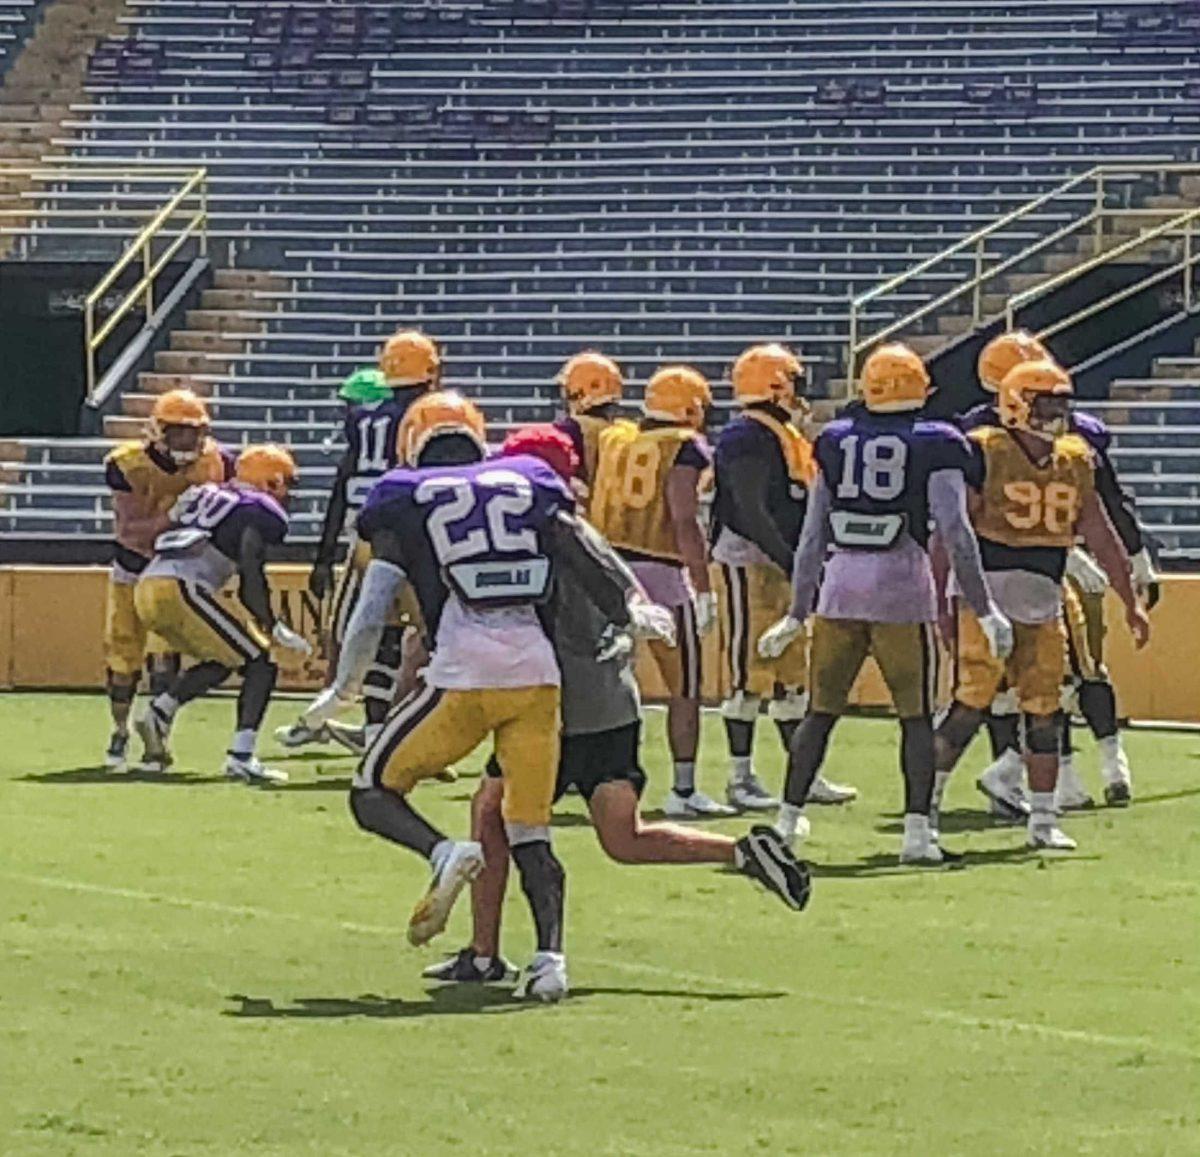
[334,558,407,696]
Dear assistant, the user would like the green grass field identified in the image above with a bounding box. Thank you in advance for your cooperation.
[0,692,1197,1156]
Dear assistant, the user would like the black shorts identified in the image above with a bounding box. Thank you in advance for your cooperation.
[485,720,646,803]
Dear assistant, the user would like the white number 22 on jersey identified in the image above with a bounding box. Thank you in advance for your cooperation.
[835,434,908,501]
[414,469,537,563]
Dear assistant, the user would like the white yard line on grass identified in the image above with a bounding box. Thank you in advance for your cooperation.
[4,870,1196,1061]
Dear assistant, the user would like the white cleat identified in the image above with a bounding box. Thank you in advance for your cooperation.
[977,758,1031,820]
[774,814,811,851]
[514,951,569,1003]
[134,706,173,773]
[407,841,485,947]
[899,839,963,866]
[273,720,332,748]
[1099,738,1133,807]
[1027,824,1078,851]
[223,753,289,785]
[663,789,737,819]
[726,772,779,812]
[806,775,857,805]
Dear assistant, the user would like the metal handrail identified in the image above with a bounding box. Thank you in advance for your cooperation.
[844,159,1200,386]
[83,168,208,399]
[1006,204,1200,342]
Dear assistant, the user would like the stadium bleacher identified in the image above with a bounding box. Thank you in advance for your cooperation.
[1,0,1199,560]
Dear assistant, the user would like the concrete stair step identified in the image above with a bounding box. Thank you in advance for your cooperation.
[168,330,245,354]
[103,416,144,440]
[200,288,260,310]
[121,393,156,419]
[936,312,974,336]
[137,372,213,395]
[185,309,267,334]
[154,350,232,375]
[213,269,290,292]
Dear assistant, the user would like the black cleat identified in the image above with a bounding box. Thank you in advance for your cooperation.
[1104,781,1132,808]
[735,825,813,911]
[422,948,516,984]
[103,730,129,771]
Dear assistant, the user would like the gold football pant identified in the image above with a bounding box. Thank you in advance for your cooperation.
[809,617,938,719]
[1063,576,1107,683]
[954,604,1064,718]
[357,684,561,827]
[134,577,269,670]
[722,563,807,695]
[104,577,173,676]
[641,601,701,699]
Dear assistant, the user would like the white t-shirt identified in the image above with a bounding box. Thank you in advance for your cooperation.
[424,596,560,690]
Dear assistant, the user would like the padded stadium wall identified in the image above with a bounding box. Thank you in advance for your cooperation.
[0,566,1198,723]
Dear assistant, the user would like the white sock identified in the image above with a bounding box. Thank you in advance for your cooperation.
[1029,791,1056,828]
[230,728,257,758]
[430,839,453,872]
[1098,735,1129,783]
[776,801,806,841]
[152,693,179,722]
[932,771,951,810]
[673,761,696,795]
[903,813,931,844]
[730,755,753,785]
[996,748,1025,784]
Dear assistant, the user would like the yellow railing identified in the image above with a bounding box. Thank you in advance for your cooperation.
[82,168,208,399]
[845,160,1200,387]
[1005,203,1200,344]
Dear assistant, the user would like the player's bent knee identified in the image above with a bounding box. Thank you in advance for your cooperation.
[348,786,399,835]
[937,701,985,750]
[1024,713,1059,755]
[720,691,760,722]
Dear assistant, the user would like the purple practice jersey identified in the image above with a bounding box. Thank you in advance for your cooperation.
[357,454,574,637]
[816,411,976,550]
[144,482,288,591]
[342,391,425,509]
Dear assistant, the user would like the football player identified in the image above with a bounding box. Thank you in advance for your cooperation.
[424,425,811,986]
[713,343,856,811]
[588,366,730,817]
[102,389,230,771]
[962,332,1153,815]
[759,344,1012,864]
[278,330,439,751]
[933,360,1150,851]
[132,445,312,783]
[553,349,625,512]
[306,393,661,1001]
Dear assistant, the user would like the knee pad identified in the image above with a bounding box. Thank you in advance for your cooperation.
[937,701,984,750]
[720,691,760,722]
[990,688,1019,716]
[146,653,180,698]
[1023,712,1060,755]
[105,670,137,703]
[1078,680,1118,739]
[768,689,808,723]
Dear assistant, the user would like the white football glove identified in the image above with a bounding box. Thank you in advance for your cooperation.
[758,614,805,660]
[1065,547,1107,596]
[271,621,313,656]
[628,597,677,647]
[978,608,1014,661]
[694,591,718,636]
[596,626,635,664]
[1130,547,1156,601]
[301,684,357,730]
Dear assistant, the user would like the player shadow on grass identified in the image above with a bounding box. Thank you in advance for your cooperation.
[19,766,227,786]
[224,984,782,1020]
[812,843,1092,878]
